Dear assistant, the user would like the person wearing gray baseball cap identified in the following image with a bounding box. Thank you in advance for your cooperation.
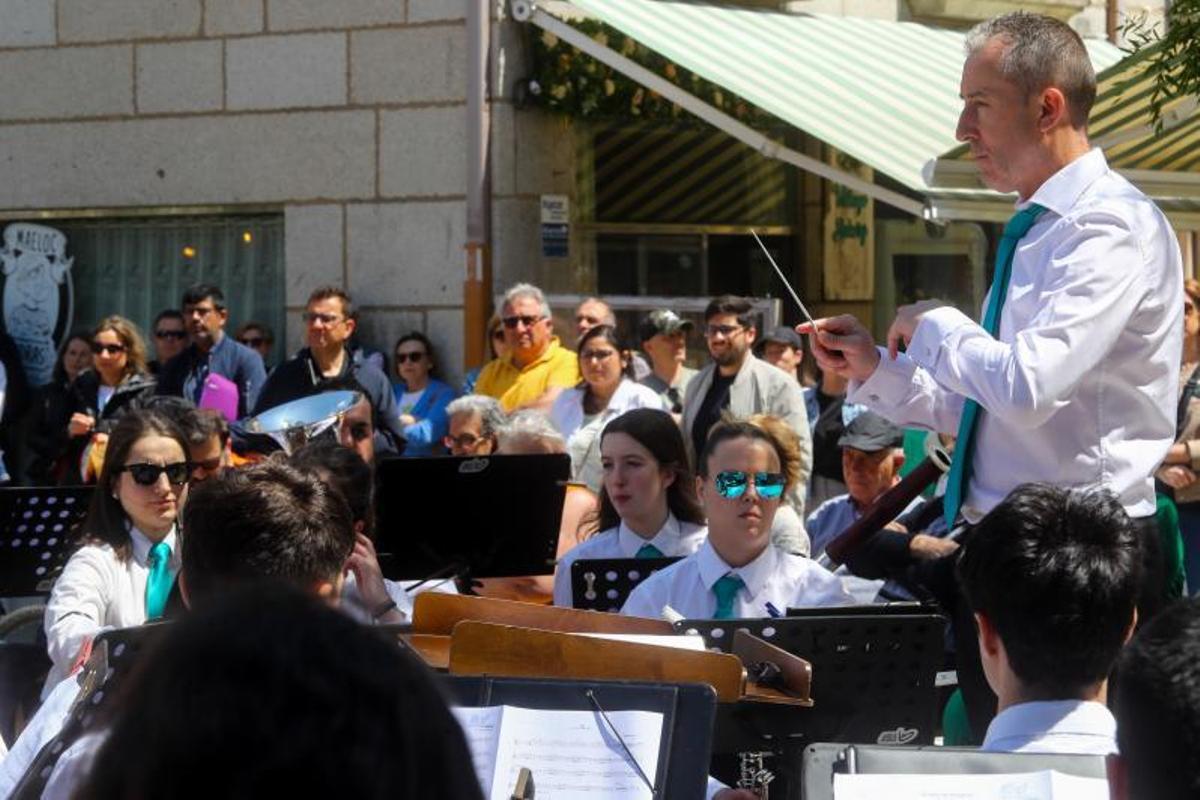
[638,309,697,415]
[805,411,914,562]
[755,325,804,383]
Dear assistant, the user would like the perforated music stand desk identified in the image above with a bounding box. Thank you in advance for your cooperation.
[445,675,716,800]
[11,623,166,800]
[800,744,1107,800]
[0,487,92,597]
[373,453,569,581]
[675,609,945,748]
[571,556,682,612]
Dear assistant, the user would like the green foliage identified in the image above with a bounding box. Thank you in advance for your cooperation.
[529,18,779,128]
[1121,2,1200,132]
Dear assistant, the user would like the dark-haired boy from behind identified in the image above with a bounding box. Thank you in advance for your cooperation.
[957,483,1140,755]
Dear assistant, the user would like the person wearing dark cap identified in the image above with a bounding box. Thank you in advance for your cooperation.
[756,326,804,383]
[804,411,914,560]
[638,309,697,415]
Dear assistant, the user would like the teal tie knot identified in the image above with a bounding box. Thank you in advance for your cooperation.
[943,203,1047,528]
[712,573,745,620]
[1002,203,1047,241]
[145,540,174,621]
[635,543,665,559]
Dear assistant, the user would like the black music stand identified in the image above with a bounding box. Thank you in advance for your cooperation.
[10,623,167,800]
[444,675,716,800]
[800,743,1107,800]
[571,556,682,612]
[373,454,569,582]
[674,608,947,800]
[0,487,92,597]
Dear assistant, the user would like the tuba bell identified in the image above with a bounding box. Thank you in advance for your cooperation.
[242,390,365,455]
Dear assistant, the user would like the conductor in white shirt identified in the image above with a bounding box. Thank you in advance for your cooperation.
[801,12,1181,618]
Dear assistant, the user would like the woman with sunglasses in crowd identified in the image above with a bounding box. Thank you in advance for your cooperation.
[392,332,458,457]
[61,316,157,483]
[622,417,852,620]
[552,408,706,607]
[549,325,666,493]
[43,410,189,690]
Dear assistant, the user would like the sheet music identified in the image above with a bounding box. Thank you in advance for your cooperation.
[452,706,504,795]
[833,770,1108,800]
[576,632,707,652]
[453,704,664,800]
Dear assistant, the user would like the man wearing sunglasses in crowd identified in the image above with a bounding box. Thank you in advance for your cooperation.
[474,283,579,413]
[147,310,187,377]
[250,287,405,455]
[682,295,814,519]
[156,284,267,419]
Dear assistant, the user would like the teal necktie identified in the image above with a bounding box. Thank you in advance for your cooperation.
[712,574,745,620]
[635,543,665,559]
[145,541,174,620]
[943,204,1047,528]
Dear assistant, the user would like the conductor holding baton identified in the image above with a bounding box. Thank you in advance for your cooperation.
[801,12,1183,730]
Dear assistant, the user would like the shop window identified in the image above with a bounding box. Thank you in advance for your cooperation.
[0,214,284,384]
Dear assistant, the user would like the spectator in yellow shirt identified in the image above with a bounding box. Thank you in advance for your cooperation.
[474,283,579,412]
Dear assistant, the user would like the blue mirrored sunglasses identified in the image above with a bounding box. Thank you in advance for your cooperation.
[713,470,786,500]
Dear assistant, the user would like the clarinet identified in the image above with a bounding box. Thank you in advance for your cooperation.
[736,751,776,798]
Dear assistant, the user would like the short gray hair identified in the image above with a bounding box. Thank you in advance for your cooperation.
[446,394,506,437]
[964,12,1096,128]
[496,410,566,454]
[577,297,616,326]
[502,283,551,319]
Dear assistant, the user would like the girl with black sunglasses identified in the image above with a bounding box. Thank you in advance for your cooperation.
[42,410,190,691]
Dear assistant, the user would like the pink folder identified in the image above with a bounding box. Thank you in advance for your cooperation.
[198,371,239,422]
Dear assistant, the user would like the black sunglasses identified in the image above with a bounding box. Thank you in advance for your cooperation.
[239,336,264,347]
[91,343,126,355]
[395,352,427,364]
[155,330,187,340]
[117,462,192,486]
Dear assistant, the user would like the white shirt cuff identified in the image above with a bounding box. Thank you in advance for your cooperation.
[706,775,729,800]
[906,306,976,373]
[848,347,918,407]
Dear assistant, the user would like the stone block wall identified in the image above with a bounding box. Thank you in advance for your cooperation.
[0,0,577,388]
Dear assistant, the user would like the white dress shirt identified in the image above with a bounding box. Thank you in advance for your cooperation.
[549,379,669,493]
[982,700,1118,756]
[43,525,180,691]
[851,149,1182,520]
[552,513,708,607]
[621,538,853,619]
[0,674,81,796]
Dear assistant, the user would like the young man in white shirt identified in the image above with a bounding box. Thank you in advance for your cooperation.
[957,483,1139,755]
[623,419,852,620]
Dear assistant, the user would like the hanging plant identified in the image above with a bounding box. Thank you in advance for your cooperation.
[529,18,779,129]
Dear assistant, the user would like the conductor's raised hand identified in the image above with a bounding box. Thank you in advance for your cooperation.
[885,299,946,360]
[796,315,880,383]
